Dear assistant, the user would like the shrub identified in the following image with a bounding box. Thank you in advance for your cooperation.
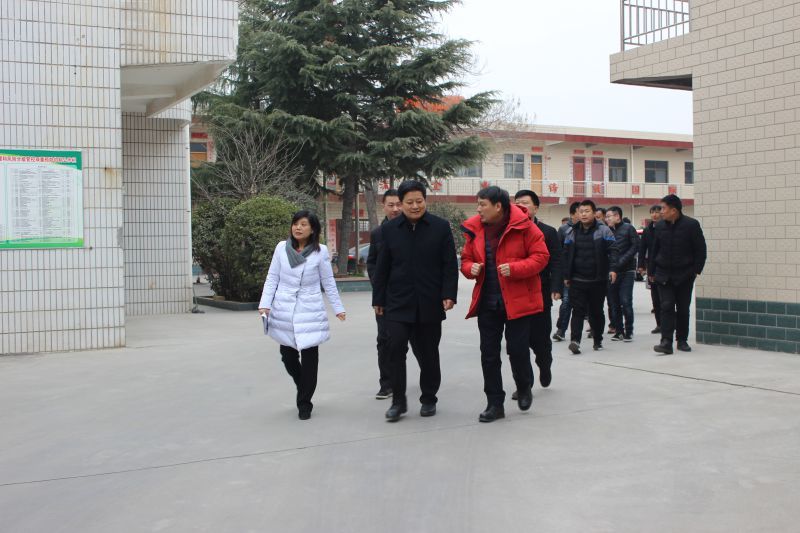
[221,195,298,301]
[192,198,239,298]
[427,200,468,252]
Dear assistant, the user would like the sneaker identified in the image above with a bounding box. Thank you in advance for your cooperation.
[651,326,661,334]
[593,343,604,351]
[552,330,565,342]
[623,334,633,342]
[569,341,581,354]
[611,333,623,342]
[375,387,392,400]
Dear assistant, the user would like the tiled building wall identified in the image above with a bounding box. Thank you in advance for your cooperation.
[122,111,193,316]
[611,0,800,353]
[0,1,125,354]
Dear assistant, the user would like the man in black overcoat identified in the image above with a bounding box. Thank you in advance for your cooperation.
[372,180,459,422]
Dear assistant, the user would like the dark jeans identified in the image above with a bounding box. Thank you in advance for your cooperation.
[555,286,572,333]
[478,307,533,407]
[529,308,553,377]
[375,314,393,389]
[608,271,635,336]
[650,282,662,326]
[657,277,695,343]
[280,345,319,410]
[385,320,442,407]
[569,280,607,345]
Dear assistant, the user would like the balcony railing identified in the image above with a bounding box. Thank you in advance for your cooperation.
[621,0,690,51]
[376,178,694,201]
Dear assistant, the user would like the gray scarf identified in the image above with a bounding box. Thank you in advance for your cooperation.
[286,241,315,268]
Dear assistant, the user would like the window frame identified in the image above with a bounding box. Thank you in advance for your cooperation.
[504,153,525,179]
[644,160,669,183]
[684,161,694,184]
[608,158,628,182]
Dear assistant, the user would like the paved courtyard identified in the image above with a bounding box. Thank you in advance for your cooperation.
[1,280,799,532]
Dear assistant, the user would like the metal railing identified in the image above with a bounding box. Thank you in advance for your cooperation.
[376,178,694,201]
[621,0,690,51]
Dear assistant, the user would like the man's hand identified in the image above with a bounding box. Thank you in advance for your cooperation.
[373,306,384,316]
[336,313,346,321]
[638,267,646,276]
[443,299,455,311]
[258,308,269,316]
[470,263,484,276]
[551,292,561,301]
[564,280,571,288]
[498,263,511,277]
[609,272,618,284]
[648,275,654,283]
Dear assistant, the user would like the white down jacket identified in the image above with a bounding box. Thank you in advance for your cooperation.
[259,242,345,351]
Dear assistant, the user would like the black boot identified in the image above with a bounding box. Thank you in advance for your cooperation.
[517,387,533,411]
[677,341,692,352]
[479,405,505,423]
[654,339,673,355]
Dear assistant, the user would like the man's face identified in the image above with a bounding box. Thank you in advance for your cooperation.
[570,212,580,223]
[514,195,537,220]
[402,191,427,222]
[595,211,605,221]
[651,209,662,222]
[382,195,401,220]
[660,203,678,222]
[605,210,621,227]
[477,198,504,224]
[578,205,595,225]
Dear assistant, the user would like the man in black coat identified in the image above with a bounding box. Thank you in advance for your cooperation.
[638,205,663,334]
[650,194,707,355]
[605,206,640,341]
[372,180,459,422]
[514,189,560,388]
[366,188,404,400]
[553,202,581,341]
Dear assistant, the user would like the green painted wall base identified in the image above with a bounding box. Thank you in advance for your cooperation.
[696,298,800,354]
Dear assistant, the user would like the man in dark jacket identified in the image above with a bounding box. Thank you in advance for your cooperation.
[605,206,640,342]
[650,194,707,355]
[372,180,459,422]
[553,201,581,341]
[638,205,663,334]
[367,189,403,400]
[514,189,560,389]
[557,200,619,354]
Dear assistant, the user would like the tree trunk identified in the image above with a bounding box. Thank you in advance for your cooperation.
[364,179,380,230]
[337,175,357,274]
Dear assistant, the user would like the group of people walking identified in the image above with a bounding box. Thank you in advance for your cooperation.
[258,180,706,422]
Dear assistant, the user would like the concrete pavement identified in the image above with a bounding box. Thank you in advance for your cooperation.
[1,280,799,533]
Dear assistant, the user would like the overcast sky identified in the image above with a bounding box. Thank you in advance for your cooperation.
[437,0,694,135]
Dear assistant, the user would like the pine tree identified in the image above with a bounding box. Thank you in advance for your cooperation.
[208,0,494,272]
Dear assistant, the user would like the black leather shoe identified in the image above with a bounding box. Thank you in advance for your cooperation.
[298,407,312,420]
[511,390,518,400]
[540,367,552,388]
[420,403,437,417]
[654,340,673,355]
[385,404,407,422]
[517,387,533,411]
[677,341,692,352]
[479,405,505,422]
[651,326,662,334]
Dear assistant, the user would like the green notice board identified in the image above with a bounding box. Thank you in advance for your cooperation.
[0,149,83,249]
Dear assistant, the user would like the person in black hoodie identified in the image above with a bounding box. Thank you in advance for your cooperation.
[372,180,459,422]
[650,194,707,355]
[638,205,663,334]
[605,206,640,342]
[557,200,620,354]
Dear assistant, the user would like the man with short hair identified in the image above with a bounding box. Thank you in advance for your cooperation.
[461,187,549,422]
[605,206,640,342]
[638,205,663,334]
[372,180,459,421]
[514,190,560,389]
[557,200,619,354]
[367,189,403,399]
[595,207,607,224]
[553,201,581,341]
[650,194,707,355]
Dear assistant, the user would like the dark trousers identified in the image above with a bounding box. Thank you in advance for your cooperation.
[657,277,695,343]
[569,281,607,345]
[478,307,533,407]
[608,271,635,336]
[385,320,442,407]
[280,345,319,410]
[650,283,662,326]
[529,308,553,376]
[555,286,572,333]
[374,314,393,389]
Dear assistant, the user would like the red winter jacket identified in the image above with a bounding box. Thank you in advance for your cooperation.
[460,204,550,320]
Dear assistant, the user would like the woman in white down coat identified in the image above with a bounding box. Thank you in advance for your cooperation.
[258,211,346,420]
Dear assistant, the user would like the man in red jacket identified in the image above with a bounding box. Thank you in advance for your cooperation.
[461,186,550,422]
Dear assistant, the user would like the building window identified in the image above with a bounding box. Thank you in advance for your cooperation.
[685,162,694,184]
[454,163,482,178]
[645,160,668,183]
[504,153,525,179]
[190,142,208,153]
[609,159,627,182]
[531,154,543,164]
